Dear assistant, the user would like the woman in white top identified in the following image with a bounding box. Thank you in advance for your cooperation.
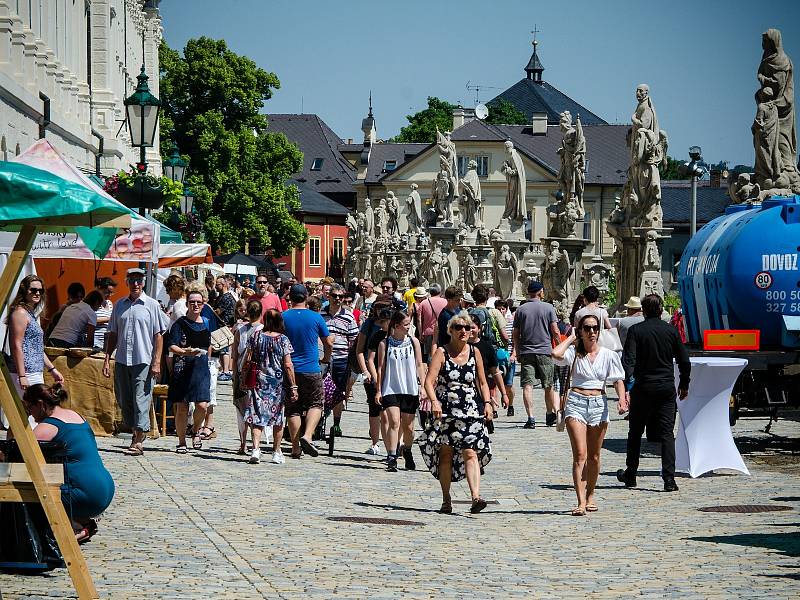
[376,310,424,472]
[553,314,626,516]
[572,285,613,330]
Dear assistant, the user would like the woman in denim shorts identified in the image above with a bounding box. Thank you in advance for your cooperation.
[552,315,625,516]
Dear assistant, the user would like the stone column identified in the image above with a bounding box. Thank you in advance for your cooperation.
[608,226,672,313]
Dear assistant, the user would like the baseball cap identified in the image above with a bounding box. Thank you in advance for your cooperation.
[126,267,145,278]
[289,283,308,298]
[528,280,543,294]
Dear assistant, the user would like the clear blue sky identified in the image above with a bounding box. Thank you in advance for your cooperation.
[160,0,800,168]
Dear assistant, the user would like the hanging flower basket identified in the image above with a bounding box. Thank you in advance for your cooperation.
[114,176,166,210]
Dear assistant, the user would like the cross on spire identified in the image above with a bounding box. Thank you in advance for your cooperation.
[525,27,545,82]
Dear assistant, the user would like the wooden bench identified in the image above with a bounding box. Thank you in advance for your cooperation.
[153,384,172,435]
[0,462,64,503]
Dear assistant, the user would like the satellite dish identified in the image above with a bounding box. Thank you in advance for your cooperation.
[475,104,489,120]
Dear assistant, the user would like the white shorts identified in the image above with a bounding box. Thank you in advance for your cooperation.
[564,390,609,427]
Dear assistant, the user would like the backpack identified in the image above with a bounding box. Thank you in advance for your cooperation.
[468,307,502,349]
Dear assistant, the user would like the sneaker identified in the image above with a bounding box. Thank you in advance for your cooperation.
[506,406,515,417]
[272,450,285,464]
[333,424,343,437]
[522,418,536,429]
[403,447,416,470]
[217,372,232,382]
[365,444,382,455]
[387,456,398,472]
[249,448,261,464]
[545,412,557,427]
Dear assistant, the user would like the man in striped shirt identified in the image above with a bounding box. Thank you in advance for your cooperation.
[322,283,360,436]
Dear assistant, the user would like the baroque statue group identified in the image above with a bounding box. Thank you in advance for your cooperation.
[345,28,797,314]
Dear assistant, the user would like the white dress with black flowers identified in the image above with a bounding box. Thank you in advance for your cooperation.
[417,345,492,482]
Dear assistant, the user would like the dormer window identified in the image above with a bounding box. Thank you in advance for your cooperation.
[382,160,397,172]
[311,158,324,171]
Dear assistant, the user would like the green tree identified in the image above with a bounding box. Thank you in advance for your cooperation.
[661,155,683,180]
[392,97,457,143]
[486,99,527,125]
[158,37,306,254]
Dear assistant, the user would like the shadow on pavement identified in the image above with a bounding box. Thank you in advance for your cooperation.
[355,501,441,514]
[688,532,800,557]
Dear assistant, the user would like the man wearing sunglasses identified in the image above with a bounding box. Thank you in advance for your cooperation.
[253,276,282,315]
[321,283,359,436]
[103,268,167,456]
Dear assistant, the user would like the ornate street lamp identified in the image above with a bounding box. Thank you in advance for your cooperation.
[124,65,161,172]
[182,186,195,215]
[678,146,705,238]
[163,142,188,185]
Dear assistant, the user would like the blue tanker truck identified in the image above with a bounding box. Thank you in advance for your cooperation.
[678,194,800,427]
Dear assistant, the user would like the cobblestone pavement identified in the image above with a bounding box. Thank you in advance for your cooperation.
[1,383,798,599]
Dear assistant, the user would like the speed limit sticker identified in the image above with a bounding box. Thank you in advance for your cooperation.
[755,271,773,289]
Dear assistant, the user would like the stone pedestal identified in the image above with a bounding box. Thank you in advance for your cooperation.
[583,255,613,301]
[609,226,672,314]
[455,244,494,290]
[491,238,530,301]
[492,218,527,242]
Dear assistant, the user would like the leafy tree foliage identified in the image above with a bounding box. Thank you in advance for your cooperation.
[661,155,683,180]
[392,97,457,143]
[159,38,306,254]
[486,99,527,125]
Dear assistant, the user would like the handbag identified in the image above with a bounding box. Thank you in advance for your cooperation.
[599,328,623,352]
[556,354,577,432]
[210,326,235,351]
[240,332,261,391]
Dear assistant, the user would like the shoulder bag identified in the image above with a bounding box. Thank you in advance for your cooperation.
[556,353,577,432]
[599,327,623,352]
[240,331,261,391]
[210,325,235,351]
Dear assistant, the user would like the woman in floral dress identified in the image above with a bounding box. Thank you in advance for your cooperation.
[242,308,297,464]
[419,310,493,514]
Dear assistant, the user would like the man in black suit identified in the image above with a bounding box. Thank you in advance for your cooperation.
[618,294,691,492]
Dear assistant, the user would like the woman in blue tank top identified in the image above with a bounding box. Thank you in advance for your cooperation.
[22,384,115,543]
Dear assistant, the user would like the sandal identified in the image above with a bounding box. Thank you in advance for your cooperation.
[199,427,216,440]
[175,445,188,454]
[75,528,93,544]
[586,504,598,513]
[192,436,202,450]
[470,497,488,514]
[440,496,453,514]
[122,444,143,456]
[571,506,586,516]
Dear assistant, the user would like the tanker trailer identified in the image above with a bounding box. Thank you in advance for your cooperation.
[678,194,800,426]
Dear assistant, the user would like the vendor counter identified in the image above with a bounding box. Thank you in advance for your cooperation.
[43,348,159,438]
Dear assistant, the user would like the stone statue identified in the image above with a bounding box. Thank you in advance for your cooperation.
[495,244,518,300]
[643,230,661,270]
[346,212,359,251]
[436,128,459,197]
[405,183,423,234]
[477,225,491,246]
[583,256,612,295]
[542,240,571,302]
[753,29,800,195]
[547,192,581,238]
[557,111,586,215]
[460,159,483,228]
[374,198,387,238]
[500,140,527,222]
[427,241,452,288]
[432,170,454,225]
[416,231,429,250]
[408,256,419,280]
[628,84,668,228]
[362,238,374,280]
[355,212,367,249]
[729,172,761,204]
[364,197,375,237]
[461,251,478,291]
[386,191,400,236]
[389,254,402,277]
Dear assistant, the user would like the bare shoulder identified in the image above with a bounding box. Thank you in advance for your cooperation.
[33,422,58,441]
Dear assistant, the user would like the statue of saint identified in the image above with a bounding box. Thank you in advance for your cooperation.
[495,244,518,300]
[547,192,580,238]
[461,251,478,291]
[389,254,402,277]
[460,159,482,228]
[362,238,374,280]
[753,29,800,194]
[436,128,459,196]
[346,211,359,251]
[427,241,452,288]
[557,112,586,216]
[405,183,423,234]
[386,191,401,236]
[432,170,454,225]
[501,141,527,222]
[542,240,571,302]
[364,197,375,237]
[628,84,668,228]
[374,198,387,238]
[643,230,661,270]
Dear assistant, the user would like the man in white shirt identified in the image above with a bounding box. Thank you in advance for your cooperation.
[103,268,167,456]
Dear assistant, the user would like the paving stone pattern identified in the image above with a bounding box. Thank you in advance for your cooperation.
[1,382,798,599]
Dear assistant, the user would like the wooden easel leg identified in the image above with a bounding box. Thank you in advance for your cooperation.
[0,227,99,599]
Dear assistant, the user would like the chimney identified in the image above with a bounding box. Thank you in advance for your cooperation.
[710,168,726,188]
[347,138,353,144]
[452,107,476,131]
[531,112,547,135]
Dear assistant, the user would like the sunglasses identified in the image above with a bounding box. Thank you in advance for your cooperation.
[330,294,344,299]
[28,288,43,295]
[187,300,203,305]
[381,286,393,290]
[257,280,268,285]
[582,325,600,333]
[451,323,470,332]
[128,279,144,285]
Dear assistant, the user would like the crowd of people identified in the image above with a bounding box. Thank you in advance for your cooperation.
[1,267,691,531]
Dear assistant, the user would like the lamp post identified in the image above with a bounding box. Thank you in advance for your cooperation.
[124,65,162,181]
[163,141,188,186]
[678,146,704,238]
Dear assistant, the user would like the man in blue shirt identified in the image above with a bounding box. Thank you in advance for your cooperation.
[283,284,333,458]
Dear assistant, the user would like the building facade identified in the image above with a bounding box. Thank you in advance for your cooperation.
[0,0,162,174]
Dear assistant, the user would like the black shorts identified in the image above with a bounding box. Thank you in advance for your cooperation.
[364,381,381,418]
[381,394,419,415]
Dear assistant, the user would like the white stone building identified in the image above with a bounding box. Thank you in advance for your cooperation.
[0,0,162,174]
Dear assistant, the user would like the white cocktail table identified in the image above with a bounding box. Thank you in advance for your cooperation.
[674,357,749,477]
